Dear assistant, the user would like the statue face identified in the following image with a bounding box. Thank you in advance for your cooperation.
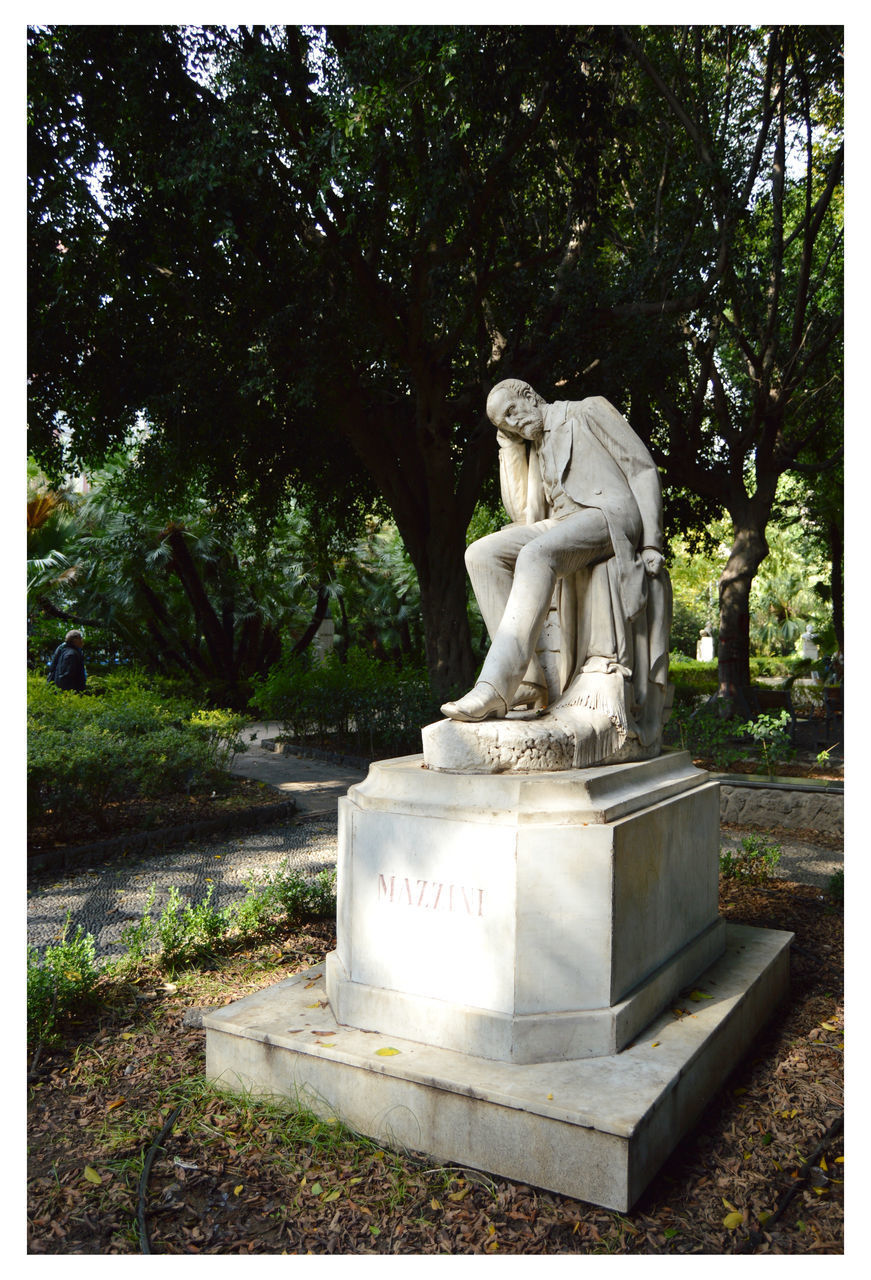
[488,385,545,443]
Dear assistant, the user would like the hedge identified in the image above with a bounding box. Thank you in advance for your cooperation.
[27,672,248,823]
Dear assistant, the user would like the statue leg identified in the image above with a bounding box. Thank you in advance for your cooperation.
[464,524,550,699]
[442,512,611,721]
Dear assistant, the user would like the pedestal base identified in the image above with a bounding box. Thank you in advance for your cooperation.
[205,923,792,1212]
[329,752,723,1061]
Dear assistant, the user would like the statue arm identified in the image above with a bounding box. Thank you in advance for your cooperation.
[497,430,532,523]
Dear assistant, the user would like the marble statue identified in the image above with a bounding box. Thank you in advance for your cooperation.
[425,380,673,771]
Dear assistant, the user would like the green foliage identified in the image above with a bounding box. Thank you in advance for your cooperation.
[252,649,440,759]
[28,25,842,694]
[750,517,832,657]
[334,521,424,664]
[118,866,337,974]
[154,885,231,973]
[27,915,100,1047]
[27,671,247,823]
[231,866,337,944]
[826,868,843,908]
[667,660,719,708]
[738,711,795,776]
[666,704,743,770]
[719,835,782,884]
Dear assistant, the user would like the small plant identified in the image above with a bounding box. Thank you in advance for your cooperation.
[156,884,231,972]
[666,704,743,769]
[826,868,844,908]
[738,710,795,776]
[719,834,782,884]
[27,914,101,1050]
[118,887,159,966]
[814,744,839,772]
[117,865,337,974]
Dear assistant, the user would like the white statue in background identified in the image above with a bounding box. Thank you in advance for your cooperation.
[432,380,673,771]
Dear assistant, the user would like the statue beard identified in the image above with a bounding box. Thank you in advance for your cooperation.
[515,415,544,444]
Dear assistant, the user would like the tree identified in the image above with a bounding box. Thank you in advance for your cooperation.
[28,24,625,698]
[579,27,843,701]
[27,457,346,701]
[29,26,843,706]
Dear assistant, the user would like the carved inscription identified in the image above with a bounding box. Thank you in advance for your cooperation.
[377,874,485,917]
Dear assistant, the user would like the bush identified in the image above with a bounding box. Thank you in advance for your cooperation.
[27,916,101,1048]
[720,834,782,883]
[737,710,795,775]
[27,671,247,824]
[827,868,844,908]
[252,649,441,759]
[119,866,337,973]
[666,703,744,769]
[670,599,709,660]
[668,659,718,708]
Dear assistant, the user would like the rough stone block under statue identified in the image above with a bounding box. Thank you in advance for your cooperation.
[326,752,724,1062]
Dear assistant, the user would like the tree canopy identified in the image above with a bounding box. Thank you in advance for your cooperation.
[28,24,843,697]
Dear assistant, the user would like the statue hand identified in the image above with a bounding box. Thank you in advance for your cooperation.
[642,548,664,577]
[496,427,521,449]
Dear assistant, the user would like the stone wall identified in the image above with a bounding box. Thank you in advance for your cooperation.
[719,784,842,839]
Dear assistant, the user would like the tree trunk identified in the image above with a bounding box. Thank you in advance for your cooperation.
[717,522,769,708]
[415,528,477,701]
[291,585,330,658]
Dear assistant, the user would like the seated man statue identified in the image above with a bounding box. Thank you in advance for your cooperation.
[439,379,672,768]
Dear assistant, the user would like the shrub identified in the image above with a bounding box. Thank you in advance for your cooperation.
[252,649,440,759]
[738,710,795,775]
[668,660,718,708]
[665,703,744,769]
[719,834,782,883]
[118,866,337,973]
[827,868,844,908]
[27,916,101,1048]
[27,671,247,824]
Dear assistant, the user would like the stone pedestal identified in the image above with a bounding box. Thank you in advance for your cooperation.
[326,752,723,1062]
[204,751,792,1211]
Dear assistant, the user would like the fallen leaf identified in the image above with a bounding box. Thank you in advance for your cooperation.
[83,1166,102,1185]
[689,990,714,1002]
[234,1185,243,1196]
[375,1047,400,1056]
[651,1041,660,1048]
[106,1098,125,1112]
[723,1211,744,1229]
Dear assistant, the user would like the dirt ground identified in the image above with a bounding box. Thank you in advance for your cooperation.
[27,876,844,1255]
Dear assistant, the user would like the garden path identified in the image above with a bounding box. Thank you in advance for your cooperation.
[27,727,841,963]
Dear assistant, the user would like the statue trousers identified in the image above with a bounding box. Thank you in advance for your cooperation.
[465,509,613,704]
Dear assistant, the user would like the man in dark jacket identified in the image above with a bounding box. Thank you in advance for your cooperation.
[47,630,87,691]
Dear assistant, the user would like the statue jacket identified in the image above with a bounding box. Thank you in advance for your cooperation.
[498,396,671,744]
[499,397,663,621]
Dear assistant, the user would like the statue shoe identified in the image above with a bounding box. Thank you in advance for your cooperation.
[440,682,508,722]
[512,681,548,710]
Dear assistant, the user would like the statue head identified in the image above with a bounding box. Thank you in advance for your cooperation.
[487,379,547,444]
